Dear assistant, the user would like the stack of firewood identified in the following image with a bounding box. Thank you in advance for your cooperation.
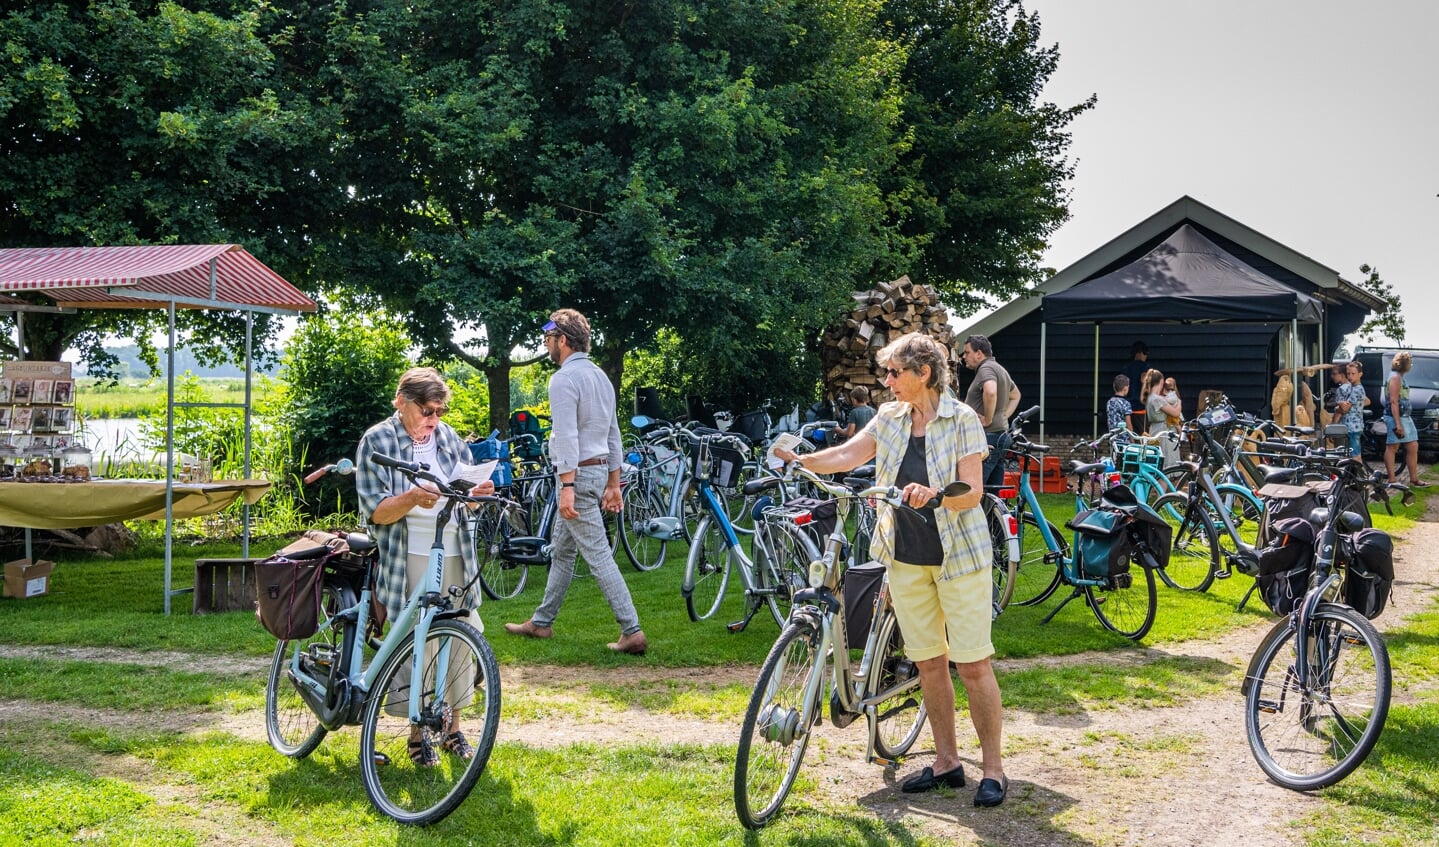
[818,275,961,406]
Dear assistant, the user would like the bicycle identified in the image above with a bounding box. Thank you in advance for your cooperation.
[1241,446,1403,789]
[467,432,549,600]
[734,465,967,829]
[264,455,505,824]
[676,426,820,630]
[1003,407,1160,640]
[616,417,739,570]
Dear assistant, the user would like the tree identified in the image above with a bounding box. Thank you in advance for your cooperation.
[301,0,909,423]
[0,1,340,373]
[1354,263,1406,344]
[878,0,1095,315]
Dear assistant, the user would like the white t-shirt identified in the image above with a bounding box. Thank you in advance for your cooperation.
[406,438,461,556]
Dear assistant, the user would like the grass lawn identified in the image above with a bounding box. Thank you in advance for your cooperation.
[0,488,1433,845]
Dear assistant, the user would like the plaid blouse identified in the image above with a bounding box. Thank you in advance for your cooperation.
[867,392,990,580]
[356,414,480,622]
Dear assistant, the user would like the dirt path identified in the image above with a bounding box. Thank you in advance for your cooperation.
[4,499,1434,846]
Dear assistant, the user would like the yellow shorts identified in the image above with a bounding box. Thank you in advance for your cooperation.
[887,560,993,664]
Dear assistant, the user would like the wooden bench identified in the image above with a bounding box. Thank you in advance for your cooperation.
[193,558,260,614]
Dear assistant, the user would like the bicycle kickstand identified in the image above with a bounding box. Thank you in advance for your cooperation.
[726,593,765,634]
[1040,586,1086,626]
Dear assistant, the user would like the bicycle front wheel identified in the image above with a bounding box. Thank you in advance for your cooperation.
[265,583,350,758]
[359,618,501,825]
[984,496,1016,613]
[1151,492,1219,592]
[735,617,825,829]
[684,515,731,621]
[868,609,927,760]
[1011,513,1065,607]
[619,481,668,571]
[1084,562,1157,640]
[1244,603,1391,790]
[472,502,528,600]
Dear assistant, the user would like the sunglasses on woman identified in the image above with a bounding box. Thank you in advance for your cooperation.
[412,400,449,418]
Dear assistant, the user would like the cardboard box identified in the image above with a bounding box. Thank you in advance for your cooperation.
[3,558,55,599]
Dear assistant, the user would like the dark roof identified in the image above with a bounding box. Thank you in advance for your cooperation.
[1042,224,1323,324]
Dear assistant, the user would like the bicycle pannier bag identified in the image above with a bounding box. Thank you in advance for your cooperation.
[785,496,839,548]
[254,555,325,640]
[1256,517,1316,616]
[1344,528,1394,619]
[1256,483,1320,548]
[1068,508,1134,578]
[841,561,886,647]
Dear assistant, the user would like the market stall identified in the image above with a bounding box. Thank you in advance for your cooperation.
[0,245,317,612]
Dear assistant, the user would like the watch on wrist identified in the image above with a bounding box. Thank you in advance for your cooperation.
[561,482,576,488]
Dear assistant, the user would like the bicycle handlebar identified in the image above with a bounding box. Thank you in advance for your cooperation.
[304,458,355,484]
[368,453,518,507]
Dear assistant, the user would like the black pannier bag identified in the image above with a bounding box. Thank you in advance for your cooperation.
[1256,517,1316,616]
[1344,528,1394,619]
[1256,483,1319,548]
[784,496,840,549]
[254,553,327,640]
[841,561,886,647]
[1067,484,1171,578]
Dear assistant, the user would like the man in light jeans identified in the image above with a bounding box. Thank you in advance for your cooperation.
[504,308,648,655]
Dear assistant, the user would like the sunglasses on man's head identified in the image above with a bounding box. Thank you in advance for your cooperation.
[542,320,562,341]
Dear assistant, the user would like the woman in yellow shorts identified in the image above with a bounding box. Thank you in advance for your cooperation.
[774,332,1008,807]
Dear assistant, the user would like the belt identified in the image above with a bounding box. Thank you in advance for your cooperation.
[578,457,607,467]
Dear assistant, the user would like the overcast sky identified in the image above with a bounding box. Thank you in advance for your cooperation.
[1014,0,1438,351]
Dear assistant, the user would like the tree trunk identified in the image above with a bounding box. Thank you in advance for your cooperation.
[596,345,626,414]
[484,358,514,436]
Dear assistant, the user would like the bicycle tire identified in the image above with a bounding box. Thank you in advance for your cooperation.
[1151,492,1219,592]
[358,618,501,825]
[265,582,350,758]
[1011,513,1065,607]
[868,609,927,760]
[735,617,825,829]
[723,459,762,536]
[684,515,731,621]
[471,502,528,600]
[619,482,668,571]
[1244,603,1390,790]
[984,496,1016,613]
[1084,559,1157,640]
[753,519,815,627]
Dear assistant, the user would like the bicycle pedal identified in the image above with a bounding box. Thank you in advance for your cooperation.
[1213,569,1232,580]
[373,752,391,767]
[726,619,749,633]
[868,753,899,769]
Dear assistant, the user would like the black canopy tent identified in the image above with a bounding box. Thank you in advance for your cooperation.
[1038,225,1324,439]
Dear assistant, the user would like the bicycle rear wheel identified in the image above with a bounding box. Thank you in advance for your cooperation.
[265,582,350,758]
[735,617,825,829]
[868,608,926,760]
[684,515,731,621]
[359,618,500,825]
[471,502,528,600]
[1084,562,1157,640]
[1244,603,1390,790]
[1011,513,1065,607]
[753,519,814,627]
[1151,492,1219,592]
[984,496,1016,613]
[619,481,668,571]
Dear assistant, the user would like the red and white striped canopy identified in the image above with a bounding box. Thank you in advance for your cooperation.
[0,245,316,313]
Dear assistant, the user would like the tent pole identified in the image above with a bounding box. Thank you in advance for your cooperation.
[164,301,177,614]
[1092,325,1100,438]
[1040,323,1048,443]
[1290,318,1299,425]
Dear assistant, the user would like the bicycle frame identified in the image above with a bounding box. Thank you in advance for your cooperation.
[1010,456,1107,591]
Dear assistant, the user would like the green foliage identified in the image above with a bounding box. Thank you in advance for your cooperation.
[1355,263,1407,343]
[277,310,412,516]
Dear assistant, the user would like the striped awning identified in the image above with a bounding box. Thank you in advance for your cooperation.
[0,245,316,314]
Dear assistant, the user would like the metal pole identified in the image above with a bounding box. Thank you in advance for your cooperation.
[163,302,176,614]
[1039,322,1048,444]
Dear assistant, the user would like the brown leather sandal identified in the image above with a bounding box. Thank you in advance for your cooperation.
[441,730,475,760]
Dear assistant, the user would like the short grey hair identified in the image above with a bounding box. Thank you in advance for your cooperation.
[877,332,951,391]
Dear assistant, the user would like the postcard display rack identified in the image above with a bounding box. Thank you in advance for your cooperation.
[0,361,87,480]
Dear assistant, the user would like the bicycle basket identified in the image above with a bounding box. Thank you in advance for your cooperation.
[1118,442,1163,473]
[709,441,748,488]
[1196,402,1236,430]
